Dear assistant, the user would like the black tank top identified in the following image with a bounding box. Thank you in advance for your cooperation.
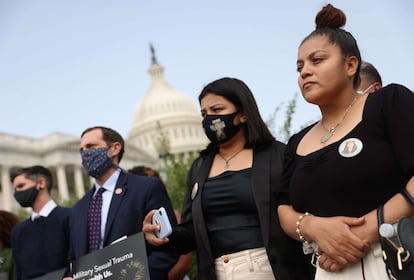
[202,168,264,258]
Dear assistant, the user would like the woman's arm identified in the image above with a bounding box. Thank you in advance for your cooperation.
[316,177,414,271]
[351,176,414,244]
[278,205,369,271]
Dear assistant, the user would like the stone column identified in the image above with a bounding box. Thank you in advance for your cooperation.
[56,165,69,201]
[74,166,85,198]
[1,166,12,211]
[89,177,95,190]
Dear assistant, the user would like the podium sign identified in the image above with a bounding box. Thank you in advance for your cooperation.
[71,233,149,280]
[29,269,65,280]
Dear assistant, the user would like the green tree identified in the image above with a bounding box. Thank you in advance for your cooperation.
[165,153,197,211]
[266,92,298,143]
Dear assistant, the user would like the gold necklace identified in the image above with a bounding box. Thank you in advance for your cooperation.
[320,96,357,143]
[217,148,244,169]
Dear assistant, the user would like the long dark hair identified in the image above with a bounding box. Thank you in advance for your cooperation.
[198,77,274,153]
[0,210,18,248]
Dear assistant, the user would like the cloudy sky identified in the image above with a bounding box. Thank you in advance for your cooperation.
[0,0,412,139]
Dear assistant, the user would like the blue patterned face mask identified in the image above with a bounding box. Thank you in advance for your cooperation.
[80,147,115,178]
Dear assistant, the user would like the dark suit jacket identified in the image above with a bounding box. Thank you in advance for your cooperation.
[168,141,314,280]
[12,206,70,280]
[68,170,178,279]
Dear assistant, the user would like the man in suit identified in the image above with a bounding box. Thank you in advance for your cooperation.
[64,126,178,280]
[11,165,70,279]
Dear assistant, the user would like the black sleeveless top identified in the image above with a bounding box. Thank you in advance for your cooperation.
[202,168,264,258]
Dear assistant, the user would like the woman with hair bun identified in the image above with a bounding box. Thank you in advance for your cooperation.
[277,3,414,279]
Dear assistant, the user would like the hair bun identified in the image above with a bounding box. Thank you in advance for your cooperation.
[315,3,346,29]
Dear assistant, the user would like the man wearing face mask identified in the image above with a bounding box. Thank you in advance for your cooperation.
[10,165,71,279]
[63,126,178,280]
[357,60,382,94]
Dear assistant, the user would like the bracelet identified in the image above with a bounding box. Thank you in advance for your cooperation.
[296,212,312,244]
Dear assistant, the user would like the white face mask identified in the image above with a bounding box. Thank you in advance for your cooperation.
[357,83,376,94]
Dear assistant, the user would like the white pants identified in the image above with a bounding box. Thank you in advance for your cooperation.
[215,247,275,280]
[315,243,389,280]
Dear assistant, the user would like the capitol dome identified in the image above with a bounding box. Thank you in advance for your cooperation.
[128,47,208,158]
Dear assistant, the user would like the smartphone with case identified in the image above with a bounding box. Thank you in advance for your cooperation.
[152,207,172,239]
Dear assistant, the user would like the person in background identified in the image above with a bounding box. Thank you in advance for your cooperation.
[357,60,382,94]
[0,210,18,280]
[277,3,414,279]
[64,126,178,280]
[143,77,314,280]
[128,165,192,280]
[10,165,70,279]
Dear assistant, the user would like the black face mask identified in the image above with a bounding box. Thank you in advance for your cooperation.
[14,186,39,208]
[202,112,242,145]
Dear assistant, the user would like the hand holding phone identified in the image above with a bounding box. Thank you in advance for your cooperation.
[151,207,172,239]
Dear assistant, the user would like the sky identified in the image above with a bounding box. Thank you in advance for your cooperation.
[0,0,413,140]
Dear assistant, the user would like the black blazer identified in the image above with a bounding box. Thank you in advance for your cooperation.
[68,170,178,279]
[168,141,314,280]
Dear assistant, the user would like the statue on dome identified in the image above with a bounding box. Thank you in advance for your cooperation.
[150,43,158,65]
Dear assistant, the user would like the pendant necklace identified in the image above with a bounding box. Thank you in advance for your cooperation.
[320,96,357,143]
[218,148,244,169]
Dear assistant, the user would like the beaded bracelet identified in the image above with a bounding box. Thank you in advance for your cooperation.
[295,212,312,244]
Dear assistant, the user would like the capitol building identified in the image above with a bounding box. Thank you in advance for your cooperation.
[0,48,208,211]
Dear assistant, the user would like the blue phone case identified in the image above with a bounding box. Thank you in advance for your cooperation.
[152,207,172,239]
